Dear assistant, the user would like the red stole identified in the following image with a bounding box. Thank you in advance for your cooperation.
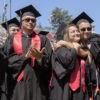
[69,58,86,92]
[13,30,41,82]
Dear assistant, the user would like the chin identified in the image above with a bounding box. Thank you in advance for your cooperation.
[75,38,80,42]
[84,37,89,40]
[75,40,80,43]
[27,28,33,30]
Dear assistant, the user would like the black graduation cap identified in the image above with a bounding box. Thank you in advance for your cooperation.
[72,12,94,25]
[15,5,41,18]
[38,31,49,35]
[1,17,20,31]
[56,22,67,41]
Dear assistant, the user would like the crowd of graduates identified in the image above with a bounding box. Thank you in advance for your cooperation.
[0,4,100,100]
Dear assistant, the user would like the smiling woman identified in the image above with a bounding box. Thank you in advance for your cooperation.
[50,23,90,100]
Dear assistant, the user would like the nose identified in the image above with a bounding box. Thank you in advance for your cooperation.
[75,31,80,35]
[15,30,19,33]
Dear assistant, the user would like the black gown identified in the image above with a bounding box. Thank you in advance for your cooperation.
[50,47,88,100]
[88,34,100,100]
[84,34,100,100]
[3,32,52,100]
[0,46,8,100]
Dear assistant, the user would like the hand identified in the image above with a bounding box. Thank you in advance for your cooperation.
[54,40,65,51]
[88,44,91,49]
[88,51,92,64]
[25,43,37,60]
[25,43,45,60]
[73,42,81,54]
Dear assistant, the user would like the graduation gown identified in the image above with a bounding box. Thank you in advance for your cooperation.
[88,34,100,100]
[0,46,8,100]
[3,31,52,100]
[85,34,100,100]
[50,47,88,100]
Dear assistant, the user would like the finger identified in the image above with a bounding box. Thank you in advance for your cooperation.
[32,48,39,54]
[33,43,37,48]
[40,47,45,54]
[54,46,59,51]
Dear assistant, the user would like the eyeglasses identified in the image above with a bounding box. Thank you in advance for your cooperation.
[80,27,92,32]
[22,18,36,23]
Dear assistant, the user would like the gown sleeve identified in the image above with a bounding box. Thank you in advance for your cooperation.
[36,35,53,70]
[3,35,26,79]
[35,35,53,84]
[52,47,77,80]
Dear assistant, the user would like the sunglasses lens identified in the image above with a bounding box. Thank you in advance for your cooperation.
[23,18,36,23]
[31,19,36,23]
[81,28,86,32]
[87,27,91,31]
[80,27,91,32]
[25,18,30,22]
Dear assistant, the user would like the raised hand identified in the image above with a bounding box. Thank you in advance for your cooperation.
[25,43,45,60]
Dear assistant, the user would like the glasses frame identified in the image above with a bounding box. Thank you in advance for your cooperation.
[80,27,92,32]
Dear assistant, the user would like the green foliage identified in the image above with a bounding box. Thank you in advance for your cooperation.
[36,22,54,32]
[36,22,44,30]
[50,7,72,30]
[0,16,1,23]
[2,13,7,22]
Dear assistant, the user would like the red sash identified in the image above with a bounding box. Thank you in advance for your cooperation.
[69,58,86,92]
[81,59,86,92]
[13,30,41,82]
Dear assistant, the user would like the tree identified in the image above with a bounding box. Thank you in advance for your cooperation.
[50,7,72,31]
[36,22,44,30]
[0,16,1,23]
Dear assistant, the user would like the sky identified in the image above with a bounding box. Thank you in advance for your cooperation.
[0,0,100,33]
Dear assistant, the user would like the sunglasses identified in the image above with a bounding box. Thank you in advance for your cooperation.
[80,27,92,32]
[22,18,36,23]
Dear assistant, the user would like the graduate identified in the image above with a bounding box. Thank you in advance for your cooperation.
[72,12,100,100]
[50,23,90,100]
[3,5,52,100]
[1,17,20,35]
[0,17,20,100]
[0,47,8,99]
[54,12,98,100]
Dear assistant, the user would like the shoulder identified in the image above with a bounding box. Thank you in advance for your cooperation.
[39,34,48,41]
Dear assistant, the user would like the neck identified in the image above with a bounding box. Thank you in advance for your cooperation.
[80,39,88,45]
[22,28,34,35]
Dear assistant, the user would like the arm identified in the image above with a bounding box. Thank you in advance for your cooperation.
[55,40,89,58]
[3,35,26,79]
[54,40,74,51]
[52,47,77,80]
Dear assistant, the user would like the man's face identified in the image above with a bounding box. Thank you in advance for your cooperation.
[22,16,36,31]
[78,22,92,41]
[9,26,20,35]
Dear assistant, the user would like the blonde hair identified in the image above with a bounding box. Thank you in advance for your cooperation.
[63,24,77,42]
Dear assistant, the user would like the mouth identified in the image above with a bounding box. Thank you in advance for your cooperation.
[27,25,33,28]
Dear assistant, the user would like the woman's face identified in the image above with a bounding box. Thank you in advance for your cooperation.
[68,26,80,43]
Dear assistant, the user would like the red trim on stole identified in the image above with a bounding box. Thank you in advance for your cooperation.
[13,30,41,82]
[69,58,86,92]
[81,59,86,92]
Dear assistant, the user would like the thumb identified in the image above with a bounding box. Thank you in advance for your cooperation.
[33,43,37,48]
[40,47,45,54]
